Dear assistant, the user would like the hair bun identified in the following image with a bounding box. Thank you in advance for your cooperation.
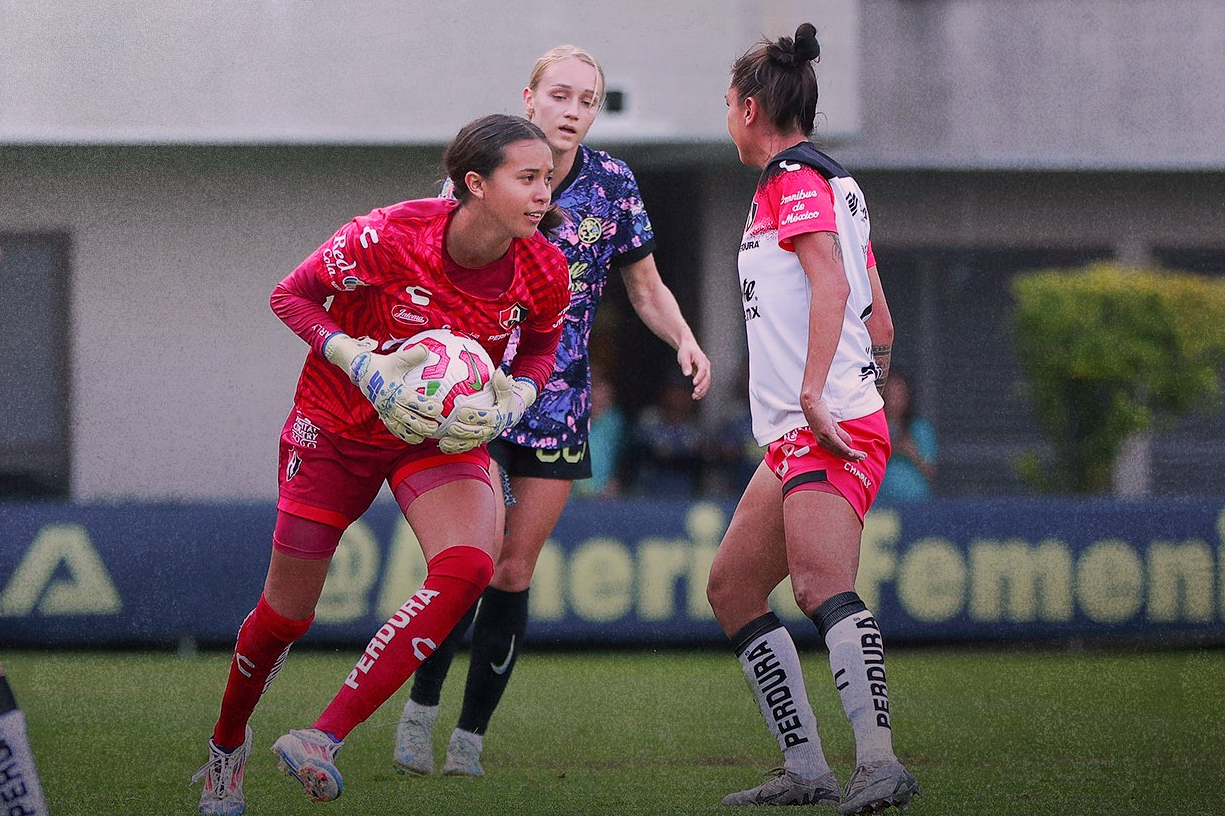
[793,23,821,62]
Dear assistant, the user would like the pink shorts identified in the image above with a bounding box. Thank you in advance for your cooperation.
[763,409,891,522]
[276,407,490,531]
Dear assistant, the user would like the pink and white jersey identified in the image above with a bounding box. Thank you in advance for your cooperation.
[738,142,883,445]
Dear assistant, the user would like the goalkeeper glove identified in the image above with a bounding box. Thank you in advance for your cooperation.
[322,332,443,444]
[438,370,538,455]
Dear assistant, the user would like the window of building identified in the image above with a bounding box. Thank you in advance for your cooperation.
[0,233,72,498]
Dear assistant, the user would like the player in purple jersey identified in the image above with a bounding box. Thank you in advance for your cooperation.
[392,45,712,777]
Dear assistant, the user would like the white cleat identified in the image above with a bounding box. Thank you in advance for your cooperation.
[192,725,252,815]
[722,767,840,806]
[393,701,438,775]
[441,728,485,777]
[271,728,344,803]
[838,761,920,814]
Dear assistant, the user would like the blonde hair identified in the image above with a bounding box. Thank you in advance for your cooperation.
[528,45,605,108]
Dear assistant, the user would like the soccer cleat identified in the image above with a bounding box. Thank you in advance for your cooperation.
[441,728,485,777]
[838,761,920,814]
[393,701,438,775]
[271,728,344,803]
[191,725,252,815]
[722,767,840,806]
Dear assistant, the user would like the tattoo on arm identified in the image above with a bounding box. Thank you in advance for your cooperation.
[873,344,891,393]
[827,232,843,265]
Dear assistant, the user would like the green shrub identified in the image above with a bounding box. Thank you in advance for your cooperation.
[1011,263,1225,493]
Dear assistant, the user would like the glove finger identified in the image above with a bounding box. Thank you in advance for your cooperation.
[396,408,440,436]
[443,421,490,440]
[382,415,425,445]
[492,369,514,402]
[450,405,497,425]
[439,436,480,455]
[399,391,443,418]
[394,343,431,369]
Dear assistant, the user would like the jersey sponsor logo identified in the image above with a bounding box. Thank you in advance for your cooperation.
[499,303,527,329]
[739,239,760,252]
[285,450,302,482]
[359,225,379,249]
[404,285,432,306]
[780,188,821,205]
[742,278,760,321]
[291,413,319,449]
[844,461,874,490]
[411,637,436,661]
[855,614,891,729]
[344,588,440,689]
[323,232,361,290]
[568,261,590,294]
[391,305,429,326]
[780,209,826,227]
[845,191,861,216]
[577,216,604,245]
[742,638,810,748]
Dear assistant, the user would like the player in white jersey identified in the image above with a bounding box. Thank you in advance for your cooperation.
[707,23,921,814]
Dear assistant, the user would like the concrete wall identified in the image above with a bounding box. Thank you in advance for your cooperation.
[848,0,1225,169]
[0,0,862,144]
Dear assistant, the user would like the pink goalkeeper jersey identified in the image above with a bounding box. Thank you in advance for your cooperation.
[270,198,570,448]
[738,142,883,446]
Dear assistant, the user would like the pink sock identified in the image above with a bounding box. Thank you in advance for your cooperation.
[313,546,493,740]
[213,594,313,749]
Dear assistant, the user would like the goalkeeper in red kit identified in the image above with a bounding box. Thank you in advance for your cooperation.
[191,114,570,814]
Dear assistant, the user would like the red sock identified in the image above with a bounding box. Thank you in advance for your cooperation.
[213,594,313,749]
[312,545,493,740]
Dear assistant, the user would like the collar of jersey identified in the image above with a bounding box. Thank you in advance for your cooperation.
[552,144,587,202]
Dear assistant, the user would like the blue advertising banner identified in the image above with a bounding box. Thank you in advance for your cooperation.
[1,498,1223,647]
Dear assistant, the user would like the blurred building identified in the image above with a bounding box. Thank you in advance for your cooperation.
[2,0,1223,500]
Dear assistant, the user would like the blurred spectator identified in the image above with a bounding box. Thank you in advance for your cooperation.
[573,366,626,498]
[710,359,763,495]
[629,372,704,497]
[878,370,938,502]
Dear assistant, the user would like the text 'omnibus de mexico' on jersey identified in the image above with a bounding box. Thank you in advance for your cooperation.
[738,141,884,446]
[270,197,571,448]
[444,144,655,449]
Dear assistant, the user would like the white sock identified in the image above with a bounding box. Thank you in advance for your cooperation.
[732,613,829,779]
[821,603,896,765]
[402,698,439,726]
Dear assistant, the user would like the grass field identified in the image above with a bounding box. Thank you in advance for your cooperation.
[6,645,1224,815]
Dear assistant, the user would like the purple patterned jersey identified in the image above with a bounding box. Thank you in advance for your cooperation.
[501,144,656,449]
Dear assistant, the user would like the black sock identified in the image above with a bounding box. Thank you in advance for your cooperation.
[408,597,478,707]
[456,586,529,734]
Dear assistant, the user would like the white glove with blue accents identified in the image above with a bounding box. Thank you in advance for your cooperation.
[438,370,538,455]
[322,332,443,444]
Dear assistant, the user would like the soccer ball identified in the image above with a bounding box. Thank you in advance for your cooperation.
[399,329,497,438]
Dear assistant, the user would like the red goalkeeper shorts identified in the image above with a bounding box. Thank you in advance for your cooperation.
[276,407,490,533]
